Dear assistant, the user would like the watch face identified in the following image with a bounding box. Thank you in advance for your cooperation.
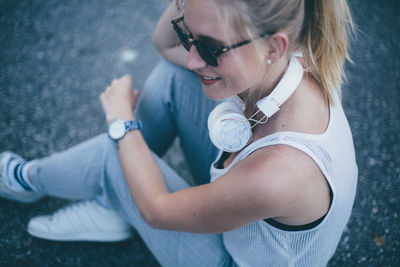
[108,120,125,140]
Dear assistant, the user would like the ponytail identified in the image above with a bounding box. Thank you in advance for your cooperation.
[301,0,355,104]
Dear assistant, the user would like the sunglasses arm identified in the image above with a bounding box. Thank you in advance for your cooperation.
[154,7,188,67]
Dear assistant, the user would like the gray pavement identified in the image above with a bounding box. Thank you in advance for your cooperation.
[0,0,399,266]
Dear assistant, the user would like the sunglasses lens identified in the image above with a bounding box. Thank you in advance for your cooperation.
[195,43,219,67]
[172,18,220,67]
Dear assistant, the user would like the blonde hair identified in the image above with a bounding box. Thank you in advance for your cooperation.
[213,0,355,109]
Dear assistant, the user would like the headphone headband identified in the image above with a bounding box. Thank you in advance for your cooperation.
[256,56,304,118]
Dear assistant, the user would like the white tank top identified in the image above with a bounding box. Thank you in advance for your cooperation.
[209,95,358,267]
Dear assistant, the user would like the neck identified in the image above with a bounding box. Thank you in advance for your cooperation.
[239,56,290,117]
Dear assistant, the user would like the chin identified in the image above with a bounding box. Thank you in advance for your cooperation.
[202,87,224,101]
[202,84,235,101]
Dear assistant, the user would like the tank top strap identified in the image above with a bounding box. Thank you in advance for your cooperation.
[236,132,334,183]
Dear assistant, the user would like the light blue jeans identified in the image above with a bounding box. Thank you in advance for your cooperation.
[28,60,235,267]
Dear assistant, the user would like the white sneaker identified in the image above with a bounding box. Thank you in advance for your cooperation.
[27,200,133,242]
[0,151,43,203]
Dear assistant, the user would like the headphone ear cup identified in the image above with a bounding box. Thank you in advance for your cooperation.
[207,102,227,140]
[208,101,252,152]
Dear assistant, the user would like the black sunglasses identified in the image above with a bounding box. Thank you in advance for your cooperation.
[171,16,273,67]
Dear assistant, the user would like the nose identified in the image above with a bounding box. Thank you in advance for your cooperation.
[185,45,207,70]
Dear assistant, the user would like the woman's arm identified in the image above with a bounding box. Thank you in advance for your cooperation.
[152,1,188,67]
[100,76,276,233]
[100,76,331,234]
[117,127,291,233]
[118,128,318,234]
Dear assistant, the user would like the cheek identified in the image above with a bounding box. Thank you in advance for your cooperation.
[219,56,257,91]
[239,51,262,81]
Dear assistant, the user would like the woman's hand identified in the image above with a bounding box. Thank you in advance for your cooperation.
[100,75,140,124]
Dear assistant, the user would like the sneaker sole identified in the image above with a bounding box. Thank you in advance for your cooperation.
[0,193,43,203]
[27,227,133,242]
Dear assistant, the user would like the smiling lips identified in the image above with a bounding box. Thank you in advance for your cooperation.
[198,74,222,85]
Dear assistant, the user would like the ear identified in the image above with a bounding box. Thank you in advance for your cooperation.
[265,32,289,63]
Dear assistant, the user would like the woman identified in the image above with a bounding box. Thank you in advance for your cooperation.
[0,0,357,266]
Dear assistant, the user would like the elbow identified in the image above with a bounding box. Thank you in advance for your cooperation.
[152,33,163,54]
[138,201,165,230]
[141,210,161,229]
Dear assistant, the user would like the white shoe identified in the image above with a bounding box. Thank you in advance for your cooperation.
[27,200,133,242]
[0,151,43,203]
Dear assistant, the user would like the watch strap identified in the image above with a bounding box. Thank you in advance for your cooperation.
[124,120,142,132]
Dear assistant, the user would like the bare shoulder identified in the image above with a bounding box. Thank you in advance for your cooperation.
[227,144,331,224]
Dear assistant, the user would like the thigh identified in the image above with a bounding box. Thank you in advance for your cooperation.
[135,60,178,156]
[168,64,220,185]
[140,59,220,185]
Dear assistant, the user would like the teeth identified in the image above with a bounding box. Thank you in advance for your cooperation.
[203,76,218,80]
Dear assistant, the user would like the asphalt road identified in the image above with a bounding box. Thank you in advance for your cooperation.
[0,0,399,266]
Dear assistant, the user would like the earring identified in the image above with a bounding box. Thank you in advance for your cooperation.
[266,59,272,65]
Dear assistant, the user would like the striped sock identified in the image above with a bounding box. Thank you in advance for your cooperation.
[6,158,36,192]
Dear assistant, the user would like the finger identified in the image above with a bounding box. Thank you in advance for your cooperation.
[121,74,131,81]
[121,75,133,87]
[111,78,119,87]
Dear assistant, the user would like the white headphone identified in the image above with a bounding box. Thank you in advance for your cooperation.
[207,56,304,152]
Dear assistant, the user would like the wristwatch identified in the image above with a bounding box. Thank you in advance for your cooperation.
[107,119,142,141]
